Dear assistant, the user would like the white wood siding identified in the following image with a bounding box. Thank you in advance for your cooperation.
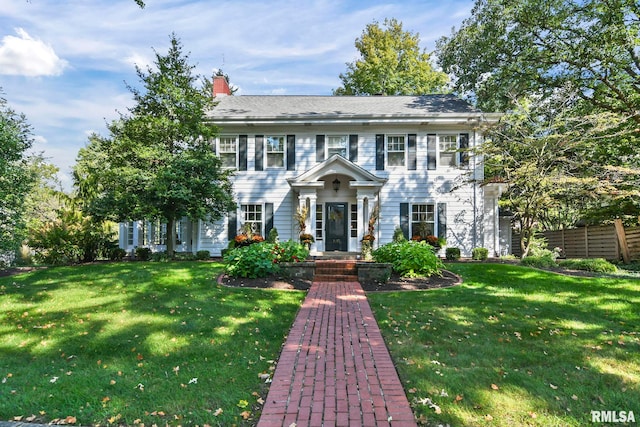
[197,125,486,256]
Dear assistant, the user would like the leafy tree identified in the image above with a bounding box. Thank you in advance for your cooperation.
[28,199,117,265]
[438,0,640,225]
[480,90,635,256]
[436,0,640,121]
[74,34,235,257]
[334,18,448,96]
[0,94,36,266]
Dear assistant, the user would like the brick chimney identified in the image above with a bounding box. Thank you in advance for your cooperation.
[213,75,231,97]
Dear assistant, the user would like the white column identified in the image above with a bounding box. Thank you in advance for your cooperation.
[308,194,317,254]
[356,194,366,252]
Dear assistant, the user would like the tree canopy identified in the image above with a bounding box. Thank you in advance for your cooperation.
[0,94,36,266]
[438,0,640,227]
[74,34,235,256]
[436,0,640,120]
[334,18,448,96]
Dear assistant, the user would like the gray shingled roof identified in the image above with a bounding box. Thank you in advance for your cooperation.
[207,95,481,122]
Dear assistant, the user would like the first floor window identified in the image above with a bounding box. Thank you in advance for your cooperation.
[411,204,435,238]
[241,204,263,235]
[126,221,134,246]
[439,135,458,167]
[152,221,166,245]
[387,135,405,166]
[266,136,285,168]
[327,135,348,158]
[218,136,237,169]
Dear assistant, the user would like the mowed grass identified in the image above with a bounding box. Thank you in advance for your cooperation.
[367,263,640,426]
[0,262,305,426]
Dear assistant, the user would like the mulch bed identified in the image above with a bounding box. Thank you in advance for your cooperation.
[218,269,462,292]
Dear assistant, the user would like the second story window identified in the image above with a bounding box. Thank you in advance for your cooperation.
[387,135,405,167]
[218,136,237,169]
[266,136,285,168]
[439,135,458,167]
[327,135,348,158]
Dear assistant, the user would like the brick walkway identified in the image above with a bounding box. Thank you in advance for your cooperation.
[258,280,417,427]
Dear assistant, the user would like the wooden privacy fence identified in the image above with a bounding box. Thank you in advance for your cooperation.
[512,220,640,262]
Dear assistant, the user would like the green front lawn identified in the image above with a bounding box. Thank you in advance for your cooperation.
[368,263,640,426]
[0,262,305,426]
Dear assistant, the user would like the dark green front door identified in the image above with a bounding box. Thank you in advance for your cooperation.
[325,203,348,251]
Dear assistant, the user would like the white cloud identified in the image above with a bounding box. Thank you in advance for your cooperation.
[0,28,68,76]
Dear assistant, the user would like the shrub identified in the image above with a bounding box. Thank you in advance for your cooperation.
[135,247,152,261]
[558,258,617,273]
[392,227,406,243]
[267,227,279,243]
[446,247,461,261]
[196,250,210,260]
[109,247,127,261]
[521,245,561,269]
[150,251,171,262]
[28,207,116,265]
[223,240,309,278]
[520,254,558,269]
[373,241,443,278]
[472,247,489,261]
[223,242,279,278]
[273,240,309,263]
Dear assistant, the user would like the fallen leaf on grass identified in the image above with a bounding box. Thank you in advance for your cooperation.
[213,408,223,416]
[491,384,499,390]
[241,410,251,420]
[550,383,558,390]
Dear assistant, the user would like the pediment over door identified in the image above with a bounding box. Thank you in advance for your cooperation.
[287,154,387,191]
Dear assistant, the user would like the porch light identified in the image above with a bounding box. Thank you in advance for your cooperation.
[332,177,341,192]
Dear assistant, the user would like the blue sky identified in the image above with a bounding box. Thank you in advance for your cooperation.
[0,0,473,189]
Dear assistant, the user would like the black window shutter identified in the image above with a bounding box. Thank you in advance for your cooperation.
[437,203,447,240]
[349,134,358,162]
[427,134,436,170]
[400,203,409,240]
[459,133,469,168]
[316,135,325,162]
[376,134,385,170]
[228,209,237,241]
[255,135,264,171]
[238,135,248,171]
[265,203,274,236]
[287,135,296,171]
[408,134,417,170]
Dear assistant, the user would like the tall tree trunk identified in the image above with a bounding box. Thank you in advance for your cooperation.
[166,217,176,258]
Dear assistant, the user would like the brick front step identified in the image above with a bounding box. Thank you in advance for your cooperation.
[314,274,358,282]
[314,260,358,282]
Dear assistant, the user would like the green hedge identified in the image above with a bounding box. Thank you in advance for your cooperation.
[372,241,443,278]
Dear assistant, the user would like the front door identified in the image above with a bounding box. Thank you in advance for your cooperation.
[325,203,348,251]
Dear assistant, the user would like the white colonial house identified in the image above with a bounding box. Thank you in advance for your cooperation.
[119,76,505,257]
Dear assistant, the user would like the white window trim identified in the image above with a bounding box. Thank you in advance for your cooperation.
[410,203,436,238]
[265,135,286,169]
[386,134,406,167]
[438,134,459,168]
[217,135,238,169]
[326,135,349,159]
[240,204,264,236]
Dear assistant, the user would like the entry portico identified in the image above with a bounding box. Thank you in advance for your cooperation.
[288,154,387,254]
